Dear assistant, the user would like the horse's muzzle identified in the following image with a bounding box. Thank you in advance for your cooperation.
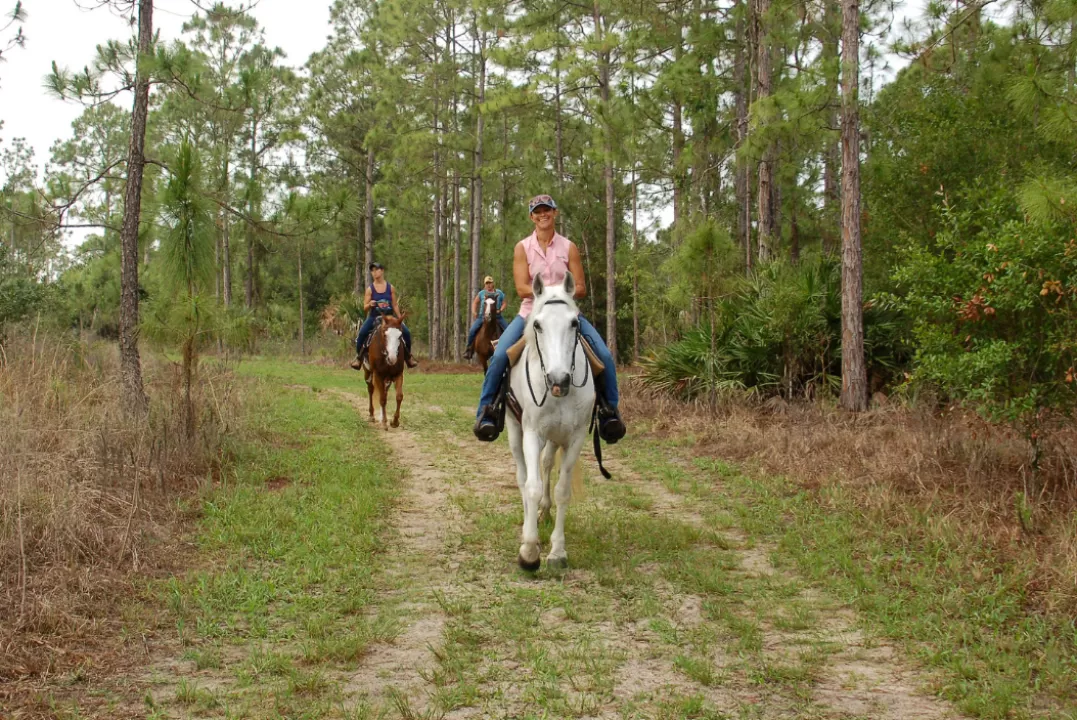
[548,372,571,397]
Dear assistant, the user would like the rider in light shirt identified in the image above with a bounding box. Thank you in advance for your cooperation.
[464,275,507,360]
[472,194,626,444]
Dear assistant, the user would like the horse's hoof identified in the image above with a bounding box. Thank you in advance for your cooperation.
[518,554,541,572]
[390,419,399,428]
[546,555,569,571]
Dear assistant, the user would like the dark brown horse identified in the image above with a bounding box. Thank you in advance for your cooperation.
[473,295,503,373]
[363,313,407,429]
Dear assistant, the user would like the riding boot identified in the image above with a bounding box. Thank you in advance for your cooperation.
[463,345,474,360]
[595,392,627,444]
[404,344,418,369]
[473,404,500,441]
[350,354,363,371]
[473,372,507,441]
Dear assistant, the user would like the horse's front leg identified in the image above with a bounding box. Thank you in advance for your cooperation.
[538,443,556,525]
[390,374,403,428]
[364,371,375,422]
[547,434,586,570]
[518,429,545,571]
[376,375,388,430]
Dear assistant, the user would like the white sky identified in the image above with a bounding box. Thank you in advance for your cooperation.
[0,0,331,175]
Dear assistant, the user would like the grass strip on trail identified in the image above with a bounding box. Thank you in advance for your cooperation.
[145,364,401,718]
[617,438,1077,720]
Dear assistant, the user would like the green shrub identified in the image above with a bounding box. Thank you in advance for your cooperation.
[640,256,911,401]
[893,188,1077,431]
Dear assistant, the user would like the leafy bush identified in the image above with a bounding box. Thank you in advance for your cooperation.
[640,256,911,401]
[893,188,1077,431]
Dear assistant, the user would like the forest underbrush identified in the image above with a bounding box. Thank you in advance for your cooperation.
[622,376,1077,617]
[0,327,243,702]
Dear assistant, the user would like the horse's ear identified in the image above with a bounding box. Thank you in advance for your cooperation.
[398,311,408,323]
[563,271,575,297]
[532,272,545,298]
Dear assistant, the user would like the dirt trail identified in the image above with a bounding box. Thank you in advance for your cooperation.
[327,387,962,719]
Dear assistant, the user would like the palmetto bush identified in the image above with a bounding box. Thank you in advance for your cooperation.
[640,256,911,401]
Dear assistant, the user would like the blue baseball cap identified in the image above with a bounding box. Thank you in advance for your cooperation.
[528,194,557,215]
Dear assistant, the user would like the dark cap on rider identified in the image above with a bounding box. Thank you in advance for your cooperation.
[528,194,557,215]
[369,261,384,271]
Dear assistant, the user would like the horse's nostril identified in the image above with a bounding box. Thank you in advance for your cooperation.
[547,374,571,396]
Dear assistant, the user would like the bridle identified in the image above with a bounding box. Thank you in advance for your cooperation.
[525,299,591,407]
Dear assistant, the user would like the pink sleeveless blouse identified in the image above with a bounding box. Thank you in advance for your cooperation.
[518,232,571,318]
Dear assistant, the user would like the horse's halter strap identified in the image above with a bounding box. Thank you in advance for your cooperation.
[525,312,591,407]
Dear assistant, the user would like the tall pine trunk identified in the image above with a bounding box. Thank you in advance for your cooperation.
[555,34,565,237]
[118,0,152,416]
[245,118,258,309]
[631,165,639,363]
[221,150,232,307]
[470,26,486,310]
[433,125,443,360]
[734,0,752,269]
[754,0,775,263]
[453,168,462,360]
[354,174,365,296]
[364,148,375,288]
[595,1,617,359]
[823,0,841,255]
[298,247,305,356]
[840,0,867,411]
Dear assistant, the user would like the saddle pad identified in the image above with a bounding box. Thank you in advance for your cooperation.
[506,336,606,377]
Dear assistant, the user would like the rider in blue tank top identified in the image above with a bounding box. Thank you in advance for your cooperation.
[350,261,418,369]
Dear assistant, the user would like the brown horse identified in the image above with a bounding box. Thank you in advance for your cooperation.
[473,295,503,373]
[363,313,407,429]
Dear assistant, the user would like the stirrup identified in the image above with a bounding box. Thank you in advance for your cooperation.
[473,406,500,442]
[596,395,626,444]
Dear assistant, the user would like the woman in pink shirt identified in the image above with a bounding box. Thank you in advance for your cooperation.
[473,194,625,444]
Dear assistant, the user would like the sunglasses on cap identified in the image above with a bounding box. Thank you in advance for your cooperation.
[528,195,557,214]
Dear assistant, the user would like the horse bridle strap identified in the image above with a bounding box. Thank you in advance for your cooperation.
[525,323,590,408]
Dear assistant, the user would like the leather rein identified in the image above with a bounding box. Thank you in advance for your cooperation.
[524,299,591,408]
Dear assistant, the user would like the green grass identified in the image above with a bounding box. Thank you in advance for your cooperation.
[149,360,401,715]
[618,439,1077,719]
[131,361,1076,719]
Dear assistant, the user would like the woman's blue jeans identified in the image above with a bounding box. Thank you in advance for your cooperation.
[356,313,412,354]
[475,313,618,417]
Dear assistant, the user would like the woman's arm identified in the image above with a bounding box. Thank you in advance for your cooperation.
[471,292,480,320]
[363,285,373,312]
[513,243,533,299]
[568,243,586,300]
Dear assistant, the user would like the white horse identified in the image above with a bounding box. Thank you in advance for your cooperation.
[508,271,594,571]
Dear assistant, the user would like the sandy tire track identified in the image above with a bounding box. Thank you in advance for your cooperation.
[329,386,961,719]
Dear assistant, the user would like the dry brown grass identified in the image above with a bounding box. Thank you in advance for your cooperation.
[620,377,1077,614]
[0,328,242,703]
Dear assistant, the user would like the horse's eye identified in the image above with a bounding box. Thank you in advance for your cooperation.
[534,322,542,332]
[570,319,579,329]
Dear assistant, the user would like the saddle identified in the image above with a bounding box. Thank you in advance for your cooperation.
[504,335,606,376]
[499,334,606,429]
[358,316,386,366]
